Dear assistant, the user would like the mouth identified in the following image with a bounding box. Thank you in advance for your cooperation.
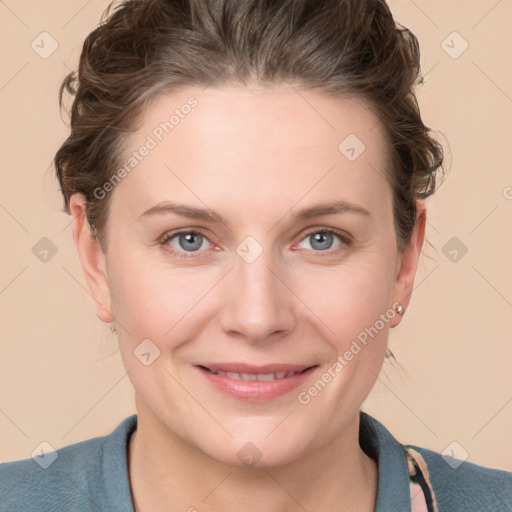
[195,363,318,401]
[199,366,312,381]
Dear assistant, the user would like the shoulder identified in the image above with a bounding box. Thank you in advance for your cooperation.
[404,443,512,511]
[0,415,137,512]
[0,435,106,512]
[360,412,512,511]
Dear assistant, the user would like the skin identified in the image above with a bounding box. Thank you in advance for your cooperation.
[70,82,426,512]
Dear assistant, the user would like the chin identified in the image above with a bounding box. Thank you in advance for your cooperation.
[198,430,311,470]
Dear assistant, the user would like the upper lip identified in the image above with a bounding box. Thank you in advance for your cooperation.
[197,362,316,374]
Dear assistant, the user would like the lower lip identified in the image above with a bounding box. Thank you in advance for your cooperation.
[196,366,318,402]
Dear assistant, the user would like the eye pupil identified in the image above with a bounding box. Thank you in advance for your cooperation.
[179,232,203,251]
[310,232,333,251]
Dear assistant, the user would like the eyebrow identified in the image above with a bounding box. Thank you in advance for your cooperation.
[136,199,370,224]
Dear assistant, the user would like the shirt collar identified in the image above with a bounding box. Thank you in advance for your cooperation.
[105,412,411,512]
[360,410,412,511]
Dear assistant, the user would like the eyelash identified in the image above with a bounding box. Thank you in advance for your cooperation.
[159,227,352,259]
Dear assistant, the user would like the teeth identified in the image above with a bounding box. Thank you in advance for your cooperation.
[256,373,275,381]
[207,368,304,381]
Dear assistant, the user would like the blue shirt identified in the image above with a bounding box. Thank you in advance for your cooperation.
[1,412,511,511]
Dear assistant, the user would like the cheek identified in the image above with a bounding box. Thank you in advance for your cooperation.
[296,262,394,397]
[107,250,219,346]
[294,254,396,344]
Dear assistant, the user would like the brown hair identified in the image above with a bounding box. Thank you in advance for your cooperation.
[55,0,444,254]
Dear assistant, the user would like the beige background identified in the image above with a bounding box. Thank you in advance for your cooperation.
[1,0,511,471]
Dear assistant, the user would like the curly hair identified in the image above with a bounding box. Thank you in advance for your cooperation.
[55,0,444,254]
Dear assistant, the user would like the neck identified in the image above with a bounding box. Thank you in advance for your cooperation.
[128,402,378,512]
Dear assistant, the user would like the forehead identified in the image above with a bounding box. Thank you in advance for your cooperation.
[112,83,391,219]
[135,83,385,151]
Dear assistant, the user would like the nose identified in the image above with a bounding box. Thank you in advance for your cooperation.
[217,242,297,344]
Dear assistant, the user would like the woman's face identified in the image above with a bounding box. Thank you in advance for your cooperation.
[74,83,423,467]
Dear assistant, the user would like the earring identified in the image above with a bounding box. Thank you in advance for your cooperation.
[395,304,404,315]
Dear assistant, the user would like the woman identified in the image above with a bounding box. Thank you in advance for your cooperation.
[1,0,510,510]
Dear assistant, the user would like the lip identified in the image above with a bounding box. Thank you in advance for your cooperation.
[195,363,318,402]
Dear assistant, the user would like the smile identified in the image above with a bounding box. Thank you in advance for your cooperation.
[195,363,318,401]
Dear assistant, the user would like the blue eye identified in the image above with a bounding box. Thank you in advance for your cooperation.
[160,227,351,259]
[297,229,349,252]
[162,230,212,256]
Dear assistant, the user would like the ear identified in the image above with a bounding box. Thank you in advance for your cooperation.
[390,200,426,328]
[69,193,114,323]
